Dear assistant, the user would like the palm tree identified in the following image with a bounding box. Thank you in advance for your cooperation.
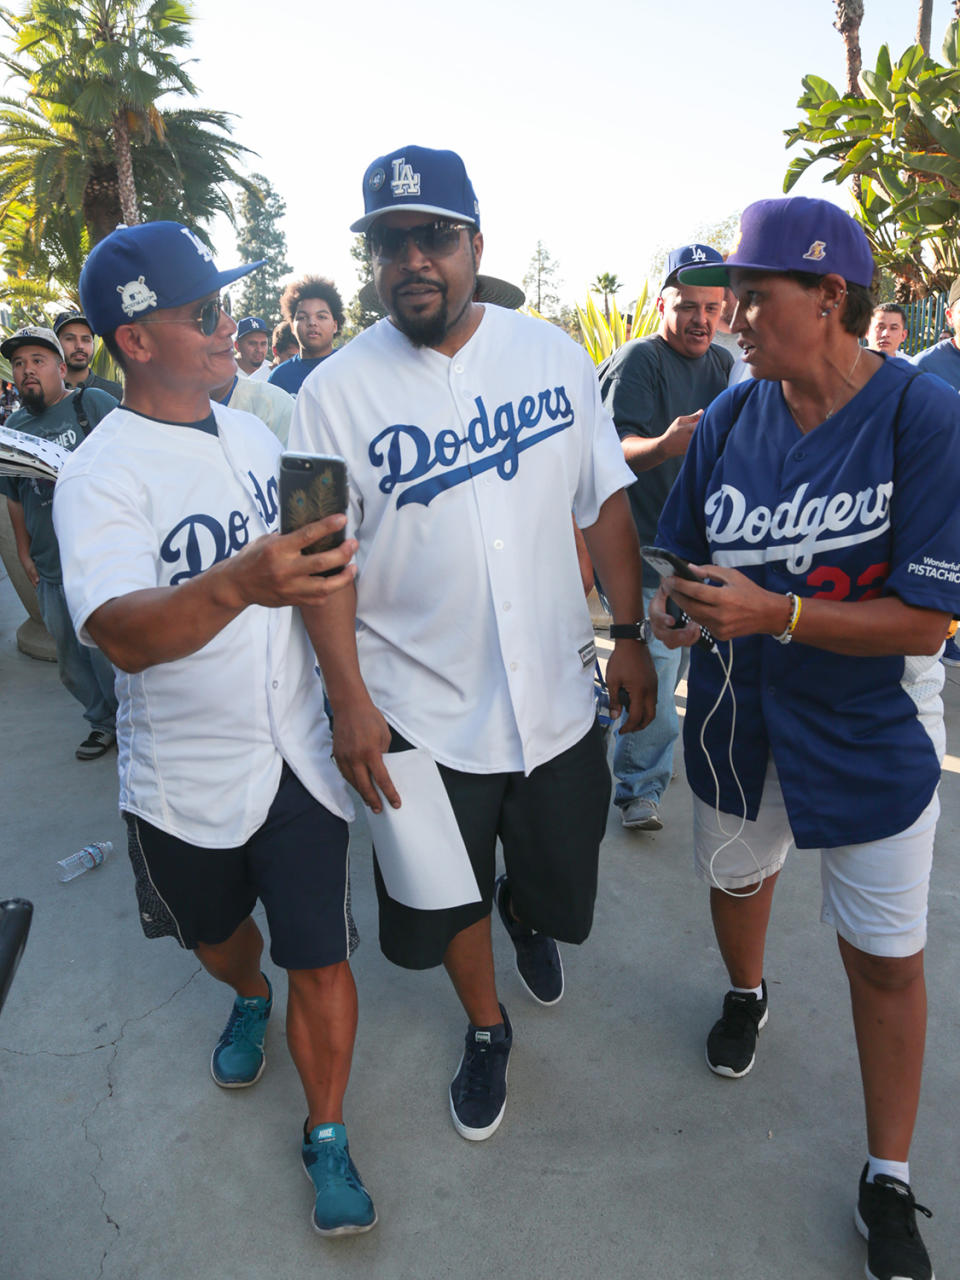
[590,272,621,323]
[0,0,257,298]
[833,1,864,202]
[916,0,933,53]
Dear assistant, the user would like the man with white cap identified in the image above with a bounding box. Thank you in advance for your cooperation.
[290,145,656,1144]
[0,325,119,759]
[52,221,376,1236]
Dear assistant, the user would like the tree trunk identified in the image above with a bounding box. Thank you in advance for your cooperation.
[112,110,140,226]
[916,0,933,53]
[82,164,123,244]
[834,1,865,203]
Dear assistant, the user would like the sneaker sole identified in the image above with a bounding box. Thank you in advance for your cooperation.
[705,1007,768,1079]
[448,1054,509,1141]
[853,1206,936,1280]
[210,1048,266,1089]
[621,812,663,831]
[515,951,564,1007]
[301,1158,377,1236]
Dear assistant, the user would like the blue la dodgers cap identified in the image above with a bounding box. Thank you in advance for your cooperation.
[79,221,266,335]
[350,145,480,234]
[236,316,269,338]
[662,244,724,291]
[678,197,875,288]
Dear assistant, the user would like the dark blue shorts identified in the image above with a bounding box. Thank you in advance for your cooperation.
[123,764,355,970]
[374,722,611,969]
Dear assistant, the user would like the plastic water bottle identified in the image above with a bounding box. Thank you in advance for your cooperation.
[57,841,113,882]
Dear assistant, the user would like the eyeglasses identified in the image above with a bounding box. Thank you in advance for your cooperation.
[367,220,471,264]
[139,297,223,337]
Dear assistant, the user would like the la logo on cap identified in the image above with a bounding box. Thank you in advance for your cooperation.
[689,246,707,262]
[391,158,421,197]
[802,240,827,262]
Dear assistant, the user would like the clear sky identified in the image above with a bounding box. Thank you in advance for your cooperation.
[189,0,956,314]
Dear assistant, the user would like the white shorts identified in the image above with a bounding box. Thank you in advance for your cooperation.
[693,759,938,957]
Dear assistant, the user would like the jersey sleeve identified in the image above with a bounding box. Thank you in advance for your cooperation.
[570,346,637,529]
[53,466,164,644]
[288,378,364,536]
[884,373,960,612]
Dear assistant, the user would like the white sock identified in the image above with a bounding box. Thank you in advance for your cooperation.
[731,983,763,999]
[867,1155,910,1186]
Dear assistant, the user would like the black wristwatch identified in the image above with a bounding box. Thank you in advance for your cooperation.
[609,620,651,643]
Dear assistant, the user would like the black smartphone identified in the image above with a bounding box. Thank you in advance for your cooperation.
[640,545,701,582]
[0,898,33,1016]
[279,452,348,578]
[640,546,719,652]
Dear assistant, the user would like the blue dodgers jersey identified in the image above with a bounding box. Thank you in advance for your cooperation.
[657,360,960,848]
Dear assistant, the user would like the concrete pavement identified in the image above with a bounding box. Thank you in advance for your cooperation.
[1,565,958,1280]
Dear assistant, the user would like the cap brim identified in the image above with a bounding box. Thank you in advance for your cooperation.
[163,259,267,310]
[676,264,731,287]
[0,336,63,360]
[358,273,523,315]
[350,205,478,234]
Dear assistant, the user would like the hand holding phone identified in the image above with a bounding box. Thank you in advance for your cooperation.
[641,546,719,653]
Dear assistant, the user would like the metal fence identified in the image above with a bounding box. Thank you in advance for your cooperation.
[902,293,947,356]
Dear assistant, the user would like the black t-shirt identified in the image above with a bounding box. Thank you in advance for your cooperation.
[600,335,732,585]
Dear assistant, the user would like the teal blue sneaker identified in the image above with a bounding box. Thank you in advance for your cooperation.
[301,1120,377,1236]
[210,974,272,1088]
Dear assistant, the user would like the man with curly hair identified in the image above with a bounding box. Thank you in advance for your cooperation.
[268,275,344,395]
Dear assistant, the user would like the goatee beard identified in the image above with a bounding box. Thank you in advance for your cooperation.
[21,388,45,413]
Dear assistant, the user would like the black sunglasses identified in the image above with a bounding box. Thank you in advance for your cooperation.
[139,296,223,337]
[367,220,471,264]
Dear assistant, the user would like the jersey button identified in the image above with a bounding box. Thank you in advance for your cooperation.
[502,601,512,611]
[509,661,519,672]
[493,539,504,550]
[794,449,805,460]
[272,680,279,689]
[453,363,465,374]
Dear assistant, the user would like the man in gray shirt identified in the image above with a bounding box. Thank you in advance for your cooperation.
[600,244,731,830]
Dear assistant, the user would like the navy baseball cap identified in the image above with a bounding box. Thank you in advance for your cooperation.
[53,310,92,336]
[662,244,724,292]
[350,145,480,233]
[678,197,875,288]
[79,221,266,335]
[236,316,269,338]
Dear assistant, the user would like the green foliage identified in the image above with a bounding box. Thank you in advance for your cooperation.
[523,241,562,317]
[0,0,256,299]
[232,174,292,328]
[785,19,960,298]
[342,235,381,340]
[576,284,659,366]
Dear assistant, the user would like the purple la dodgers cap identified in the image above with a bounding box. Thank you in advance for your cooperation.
[350,145,480,233]
[79,221,265,335]
[677,197,875,289]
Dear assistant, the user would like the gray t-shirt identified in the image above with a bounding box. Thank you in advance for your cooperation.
[0,388,117,581]
[600,334,732,585]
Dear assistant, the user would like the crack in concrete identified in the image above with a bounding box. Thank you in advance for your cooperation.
[71,967,202,1279]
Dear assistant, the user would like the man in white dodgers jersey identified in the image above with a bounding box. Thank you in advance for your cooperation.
[52,221,377,1237]
[289,144,657,1144]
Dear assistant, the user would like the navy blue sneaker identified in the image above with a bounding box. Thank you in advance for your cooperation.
[449,1003,512,1141]
[210,974,272,1088]
[855,1164,934,1280]
[302,1121,377,1236]
[494,875,564,1005]
[942,635,960,667]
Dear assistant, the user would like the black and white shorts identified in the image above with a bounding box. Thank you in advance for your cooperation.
[124,764,356,969]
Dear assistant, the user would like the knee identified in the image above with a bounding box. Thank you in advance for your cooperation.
[843,947,924,993]
[287,960,351,998]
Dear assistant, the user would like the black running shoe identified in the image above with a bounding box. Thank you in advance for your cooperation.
[449,1003,512,1141]
[855,1164,934,1280]
[705,980,768,1078]
[494,875,564,1006]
